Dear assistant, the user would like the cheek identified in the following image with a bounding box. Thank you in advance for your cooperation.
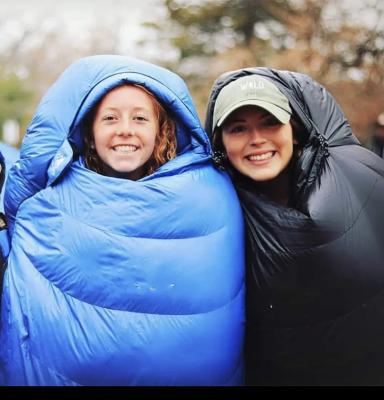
[93,129,107,151]
[223,140,243,164]
[225,148,240,164]
[279,136,294,163]
[276,129,294,152]
[147,130,158,152]
[92,121,105,143]
[223,135,238,153]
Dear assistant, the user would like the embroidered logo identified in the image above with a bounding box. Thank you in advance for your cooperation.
[239,80,265,91]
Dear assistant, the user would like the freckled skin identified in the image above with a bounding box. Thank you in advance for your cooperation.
[92,85,159,180]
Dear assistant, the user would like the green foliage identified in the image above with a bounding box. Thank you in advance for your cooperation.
[157,0,290,59]
[0,73,33,138]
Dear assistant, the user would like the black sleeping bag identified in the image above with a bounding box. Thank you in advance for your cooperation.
[205,67,384,385]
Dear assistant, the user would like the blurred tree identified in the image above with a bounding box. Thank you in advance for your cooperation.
[0,73,32,144]
[268,0,384,142]
[1,0,382,142]
[156,0,289,56]
[144,0,384,141]
[142,0,295,120]
[0,6,126,144]
[144,0,293,70]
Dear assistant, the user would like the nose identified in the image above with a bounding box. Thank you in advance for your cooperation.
[117,118,134,136]
[249,127,266,145]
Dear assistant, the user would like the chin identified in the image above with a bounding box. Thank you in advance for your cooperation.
[112,164,137,174]
[245,171,278,182]
[251,177,275,183]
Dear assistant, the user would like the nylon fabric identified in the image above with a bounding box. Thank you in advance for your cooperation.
[0,56,245,386]
[205,67,384,385]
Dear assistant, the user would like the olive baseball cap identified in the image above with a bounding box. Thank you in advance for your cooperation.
[212,75,292,130]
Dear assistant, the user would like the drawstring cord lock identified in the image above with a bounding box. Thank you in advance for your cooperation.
[316,134,330,157]
[212,151,227,171]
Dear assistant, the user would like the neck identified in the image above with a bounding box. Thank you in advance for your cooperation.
[102,163,146,181]
[254,167,293,206]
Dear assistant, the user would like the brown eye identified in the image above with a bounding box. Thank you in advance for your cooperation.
[263,116,280,127]
[134,115,149,122]
[226,124,247,134]
[102,115,116,121]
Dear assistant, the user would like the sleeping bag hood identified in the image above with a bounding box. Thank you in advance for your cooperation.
[205,67,384,385]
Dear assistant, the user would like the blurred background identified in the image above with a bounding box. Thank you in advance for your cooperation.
[0,0,383,147]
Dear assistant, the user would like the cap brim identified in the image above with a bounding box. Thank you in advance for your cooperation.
[216,100,291,127]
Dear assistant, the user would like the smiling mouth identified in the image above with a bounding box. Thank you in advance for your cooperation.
[112,145,138,153]
[246,151,275,161]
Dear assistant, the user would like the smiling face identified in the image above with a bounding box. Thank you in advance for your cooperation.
[92,85,159,180]
[222,105,295,182]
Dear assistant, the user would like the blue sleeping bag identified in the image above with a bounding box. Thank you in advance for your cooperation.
[0,142,19,212]
[0,55,245,386]
[0,143,19,265]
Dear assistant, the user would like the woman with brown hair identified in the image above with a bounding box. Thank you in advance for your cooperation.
[205,68,384,385]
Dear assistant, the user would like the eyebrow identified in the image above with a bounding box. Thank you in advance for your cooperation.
[227,118,246,124]
[99,106,151,113]
[226,110,275,125]
[100,107,119,112]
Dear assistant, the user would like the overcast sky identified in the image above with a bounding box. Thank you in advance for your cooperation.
[0,0,164,56]
[0,0,158,31]
[0,0,382,61]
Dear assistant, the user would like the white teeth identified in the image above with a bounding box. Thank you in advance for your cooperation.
[113,145,137,153]
[248,151,274,161]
